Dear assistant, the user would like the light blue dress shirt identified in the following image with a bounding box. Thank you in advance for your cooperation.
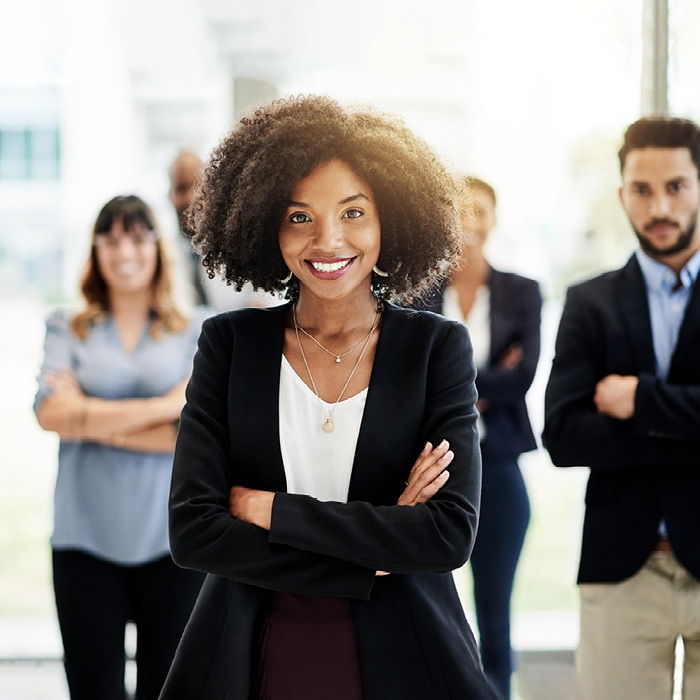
[34,308,209,565]
[635,248,700,538]
[635,248,700,381]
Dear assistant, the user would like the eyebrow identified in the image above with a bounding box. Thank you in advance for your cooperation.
[629,176,690,187]
[287,193,370,208]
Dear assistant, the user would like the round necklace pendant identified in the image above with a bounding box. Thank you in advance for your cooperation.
[322,419,334,433]
[335,356,341,363]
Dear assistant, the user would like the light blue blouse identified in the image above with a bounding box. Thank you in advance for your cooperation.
[34,307,209,565]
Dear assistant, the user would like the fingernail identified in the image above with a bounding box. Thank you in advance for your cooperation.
[423,442,431,452]
[441,450,454,461]
[439,439,448,449]
[442,470,450,480]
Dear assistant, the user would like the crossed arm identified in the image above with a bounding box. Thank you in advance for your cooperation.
[544,286,700,469]
[168,318,481,599]
[37,371,187,453]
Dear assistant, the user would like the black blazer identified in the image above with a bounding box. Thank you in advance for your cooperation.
[420,268,541,460]
[543,255,700,584]
[160,302,498,700]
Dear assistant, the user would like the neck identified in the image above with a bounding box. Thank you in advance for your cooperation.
[294,288,379,334]
[108,289,153,319]
[647,242,700,275]
[451,250,489,287]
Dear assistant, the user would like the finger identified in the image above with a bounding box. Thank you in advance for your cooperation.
[407,441,450,487]
[414,470,451,504]
[407,442,432,481]
[403,450,453,503]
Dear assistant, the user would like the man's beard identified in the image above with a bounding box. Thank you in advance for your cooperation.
[633,212,698,257]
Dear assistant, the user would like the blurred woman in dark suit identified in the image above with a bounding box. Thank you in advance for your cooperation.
[421,178,541,699]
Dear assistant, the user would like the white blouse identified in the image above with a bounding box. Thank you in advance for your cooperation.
[443,284,490,441]
[442,284,490,369]
[278,355,367,503]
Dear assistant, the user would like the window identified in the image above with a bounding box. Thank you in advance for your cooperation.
[0,128,60,181]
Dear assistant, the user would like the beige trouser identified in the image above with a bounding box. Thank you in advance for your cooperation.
[577,551,700,700]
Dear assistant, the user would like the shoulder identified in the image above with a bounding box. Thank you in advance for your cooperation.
[384,303,468,348]
[490,268,540,295]
[565,267,623,301]
[44,308,80,340]
[206,303,289,332]
[198,303,289,349]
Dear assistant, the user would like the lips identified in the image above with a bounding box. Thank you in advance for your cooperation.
[645,221,679,236]
[305,257,356,280]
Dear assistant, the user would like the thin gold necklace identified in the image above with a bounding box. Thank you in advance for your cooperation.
[293,306,380,363]
[293,305,380,433]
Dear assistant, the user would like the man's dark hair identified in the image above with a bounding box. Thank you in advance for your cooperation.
[186,95,462,303]
[618,116,700,175]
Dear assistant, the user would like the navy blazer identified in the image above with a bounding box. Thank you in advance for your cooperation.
[419,268,541,461]
[160,302,498,700]
[543,255,700,583]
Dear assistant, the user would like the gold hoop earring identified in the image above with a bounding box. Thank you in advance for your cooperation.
[280,270,293,284]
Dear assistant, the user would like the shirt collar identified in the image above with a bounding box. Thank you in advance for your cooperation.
[635,247,700,292]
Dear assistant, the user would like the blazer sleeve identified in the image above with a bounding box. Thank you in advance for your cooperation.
[168,318,376,600]
[634,372,700,440]
[268,322,482,574]
[543,285,670,470]
[475,278,541,405]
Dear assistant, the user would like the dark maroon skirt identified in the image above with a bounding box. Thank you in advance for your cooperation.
[254,592,363,700]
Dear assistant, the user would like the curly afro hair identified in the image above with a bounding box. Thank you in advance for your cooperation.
[187,95,462,302]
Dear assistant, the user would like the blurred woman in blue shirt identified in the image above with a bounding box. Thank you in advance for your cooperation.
[34,195,206,700]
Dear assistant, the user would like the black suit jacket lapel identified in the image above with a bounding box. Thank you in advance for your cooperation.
[615,255,656,374]
[347,304,423,504]
[487,267,508,363]
[231,304,289,493]
[669,274,700,379]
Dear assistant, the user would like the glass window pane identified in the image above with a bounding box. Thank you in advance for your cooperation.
[0,130,28,180]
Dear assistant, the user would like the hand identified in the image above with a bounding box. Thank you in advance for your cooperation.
[498,344,523,370]
[229,485,274,530]
[397,440,453,507]
[594,374,638,420]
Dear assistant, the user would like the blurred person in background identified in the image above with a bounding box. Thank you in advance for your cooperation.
[544,116,700,700]
[169,149,281,311]
[159,96,498,700]
[169,149,209,307]
[420,177,541,699]
[34,195,206,700]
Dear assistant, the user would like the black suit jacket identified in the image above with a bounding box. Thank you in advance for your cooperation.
[543,255,700,584]
[160,302,498,699]
[419,268,541,460]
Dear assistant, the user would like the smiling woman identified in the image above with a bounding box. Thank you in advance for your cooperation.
[33,195,207,700]
[161,96,498,700]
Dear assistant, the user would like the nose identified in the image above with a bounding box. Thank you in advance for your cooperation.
[313,216,343,253]
[649,193,672,218]
[113,237,139,258]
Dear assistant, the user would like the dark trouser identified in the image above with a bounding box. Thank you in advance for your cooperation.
[52,549,204,700]
[471,455,530,700]
[254,592,363,700]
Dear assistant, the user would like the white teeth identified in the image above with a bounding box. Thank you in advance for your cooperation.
[310,259,352,273]
[115,264,140,275]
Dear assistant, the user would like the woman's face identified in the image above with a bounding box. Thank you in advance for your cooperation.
[94,219,159,296]
[460,188,496,253]
[279,159,381,304]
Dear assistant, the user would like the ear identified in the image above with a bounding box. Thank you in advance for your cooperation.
[617,186,624,205]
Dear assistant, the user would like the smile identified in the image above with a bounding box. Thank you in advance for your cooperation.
[305,257,356,279]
